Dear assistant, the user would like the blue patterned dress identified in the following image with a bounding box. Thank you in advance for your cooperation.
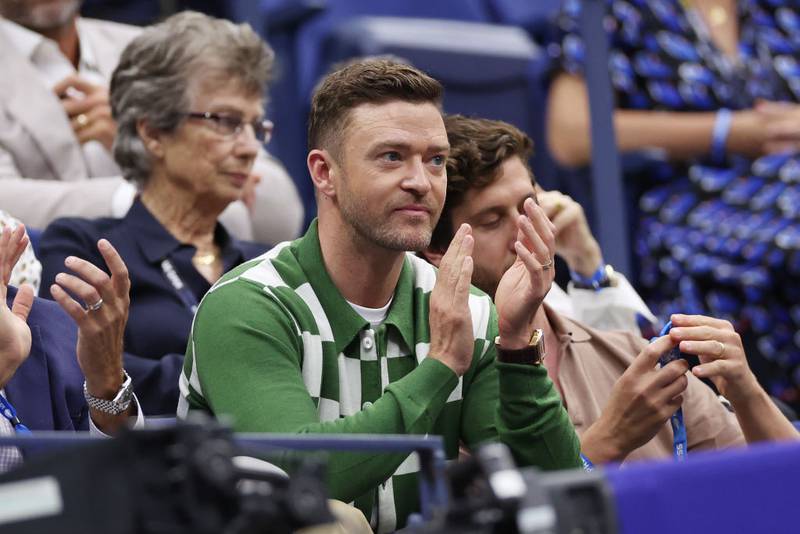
[549,0,800,406]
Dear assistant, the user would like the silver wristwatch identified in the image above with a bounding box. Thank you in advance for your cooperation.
[83,370,133,415]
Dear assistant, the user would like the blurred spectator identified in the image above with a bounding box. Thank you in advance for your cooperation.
[39,12,273,415]
[0,0,304,244]
[537,186,657,333]
[547,0,800,407]
[81,0,232,27]
[426,114,747,465]
[0,211,41,293]
[0,0,139,222]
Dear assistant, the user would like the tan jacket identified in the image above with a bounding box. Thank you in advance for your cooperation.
[544,304,746,463]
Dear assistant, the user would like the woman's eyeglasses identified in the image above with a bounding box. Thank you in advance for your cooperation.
[185,112,274,144]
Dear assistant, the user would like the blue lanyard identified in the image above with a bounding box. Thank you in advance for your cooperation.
[580,453,595,471]
[0,393,31,434]
[656,321,688,461]
[161,258,199,315]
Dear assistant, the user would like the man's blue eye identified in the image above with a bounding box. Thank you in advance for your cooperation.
[431,155,445,166]
[382,152,401,161]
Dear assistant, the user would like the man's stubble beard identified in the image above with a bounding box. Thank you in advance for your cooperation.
[470,264,500,299]
[336,175,440,252]
[470,256,515,299]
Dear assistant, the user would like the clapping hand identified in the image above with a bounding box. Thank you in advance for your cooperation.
[49,239,133,430]
[494,198,556,349]
[428,224,475,376]
[0,226,34,388]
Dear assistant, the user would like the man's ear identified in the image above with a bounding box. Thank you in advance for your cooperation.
[308,149,338,198]
[420,246,444,268]
[136,118,165,159]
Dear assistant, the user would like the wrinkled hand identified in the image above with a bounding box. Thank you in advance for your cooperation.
[537,188,602,276]
[49,239,130,399]
[428,224,475,377]
[54,75,117,152]
[0,226,34,388]
[581,335,689,463]
[668,314,760,406]
[494,198,556,349]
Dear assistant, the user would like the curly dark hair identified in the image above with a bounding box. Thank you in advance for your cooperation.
[429,114,535,251]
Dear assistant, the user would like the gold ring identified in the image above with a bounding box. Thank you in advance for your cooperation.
[714,340,725,357]
[87,298,103,312]
[76,113,89,128]
[542,257,553,271]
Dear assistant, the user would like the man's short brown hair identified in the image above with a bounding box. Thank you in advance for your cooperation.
[429,114,535,251]
[307,58,444,159]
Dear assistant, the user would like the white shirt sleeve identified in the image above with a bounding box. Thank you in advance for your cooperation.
[566,272,657,333]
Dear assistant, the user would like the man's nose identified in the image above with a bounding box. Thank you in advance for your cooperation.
[402,158,432,195]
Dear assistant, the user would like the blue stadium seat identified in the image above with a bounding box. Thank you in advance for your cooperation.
[607,440,800,534]
[291,0,491,101]
[260,0,494,228]
[81,0,233,26]
[27,227,42,258]
[484,0,562,43]
[322,16,559,192]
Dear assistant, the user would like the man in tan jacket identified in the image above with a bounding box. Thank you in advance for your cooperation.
[0,0,303,244]
[423,114,797,465]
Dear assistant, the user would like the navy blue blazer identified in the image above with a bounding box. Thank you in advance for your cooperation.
[39,199,268,416]
[5,286,88,431]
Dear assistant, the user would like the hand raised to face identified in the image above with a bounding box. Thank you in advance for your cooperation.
[536,188,602,277]
[494,198,556,349]
[54,75,117,152]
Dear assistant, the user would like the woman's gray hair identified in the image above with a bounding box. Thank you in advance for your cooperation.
[110,11,275,187]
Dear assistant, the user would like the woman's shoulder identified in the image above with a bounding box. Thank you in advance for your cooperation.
[42,215,126,242]
[237,239,271,261]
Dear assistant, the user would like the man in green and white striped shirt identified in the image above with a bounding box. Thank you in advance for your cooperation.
[179,59,581,531]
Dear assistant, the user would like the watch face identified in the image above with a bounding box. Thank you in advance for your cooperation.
[530,329,544,347]
[113,376,134,405]
[120,389,133,403]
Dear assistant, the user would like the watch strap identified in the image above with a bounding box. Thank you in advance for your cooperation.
[570,263,615,290]
[84,370,133,415]
[495,329,546,365]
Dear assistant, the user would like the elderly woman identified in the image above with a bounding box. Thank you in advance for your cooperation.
[39,12,273,415]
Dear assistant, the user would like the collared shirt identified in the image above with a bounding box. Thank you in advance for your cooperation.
[0,17,119,177]
[38,198,267,414]
[180,219,581,532]
[542,303,746,463]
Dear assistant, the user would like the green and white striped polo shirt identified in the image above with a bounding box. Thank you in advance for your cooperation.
[179,220,581,531]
